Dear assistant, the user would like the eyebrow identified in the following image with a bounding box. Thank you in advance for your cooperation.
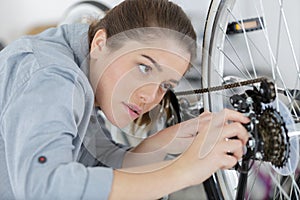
[169,79,179,85]
[141,54,162,71]
[141,54,181,85]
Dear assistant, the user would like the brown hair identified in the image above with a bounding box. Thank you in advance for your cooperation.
[89,0,197,128]
[88,0,197,62]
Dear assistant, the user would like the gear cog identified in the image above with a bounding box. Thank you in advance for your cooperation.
[257,107,290,168]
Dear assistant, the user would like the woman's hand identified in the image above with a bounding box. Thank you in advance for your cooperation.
[175,108,250,185]
[123,108,249,169]
[122,108,249,189]
[163,111,212,154]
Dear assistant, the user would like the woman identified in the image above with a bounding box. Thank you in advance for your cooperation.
[0,0,249,199]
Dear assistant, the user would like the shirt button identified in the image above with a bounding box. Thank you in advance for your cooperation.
[38,156,47,164]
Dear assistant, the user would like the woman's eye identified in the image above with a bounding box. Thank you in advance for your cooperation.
[160,82,174,91]
[138,64,152,75]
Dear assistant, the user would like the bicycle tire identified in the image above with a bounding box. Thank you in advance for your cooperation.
[201,0,300,199]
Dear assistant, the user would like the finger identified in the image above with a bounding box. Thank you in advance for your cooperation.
[199,110,211,117]
[220,108,250,124]
[177,113,212,138]
[224,139,244,160]
[222,122,249,145]
[196,111,212,124]
[220,155,238,169]
[197,110,248,159]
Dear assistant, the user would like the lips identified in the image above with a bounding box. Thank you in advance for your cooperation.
[122,102,142,118]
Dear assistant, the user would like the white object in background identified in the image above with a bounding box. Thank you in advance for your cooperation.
[59,1,109,25]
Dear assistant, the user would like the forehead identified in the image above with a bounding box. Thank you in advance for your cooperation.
[110,40,191,71]
[119,39,189,56]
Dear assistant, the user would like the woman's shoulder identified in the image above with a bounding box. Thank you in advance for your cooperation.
[3,24,90,83]
[30,24,90,70]
[0,25,93,106]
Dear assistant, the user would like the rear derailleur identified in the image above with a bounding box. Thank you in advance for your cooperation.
[230,79,290,170]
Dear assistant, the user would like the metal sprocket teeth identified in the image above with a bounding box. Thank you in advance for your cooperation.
[259,79,276,103]
[257,107,290,168]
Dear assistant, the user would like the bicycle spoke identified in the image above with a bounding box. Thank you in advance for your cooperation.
[227,8,258,78]
[278,0,300,79]
[246,162,263,200]
[260,0,300,116]
[263,163,290,199]
[202,0,300,198]
[219,25,253,79]
[217,47,250,79]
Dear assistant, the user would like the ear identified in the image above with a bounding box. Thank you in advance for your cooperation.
[90,29,107,58]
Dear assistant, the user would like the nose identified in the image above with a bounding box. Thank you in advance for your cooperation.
[138,83,162,104]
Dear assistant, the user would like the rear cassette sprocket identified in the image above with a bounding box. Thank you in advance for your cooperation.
[257,107,290,168]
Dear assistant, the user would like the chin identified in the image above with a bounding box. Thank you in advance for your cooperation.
[109,116,131,129]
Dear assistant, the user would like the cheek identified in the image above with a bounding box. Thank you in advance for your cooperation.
[106,70,141,105]
[145,98,164,112]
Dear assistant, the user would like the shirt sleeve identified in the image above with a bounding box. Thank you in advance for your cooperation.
[79,109,132,169]
[1,67,113,200]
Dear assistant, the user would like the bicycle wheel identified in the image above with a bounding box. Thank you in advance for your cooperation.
[201,0,300,199]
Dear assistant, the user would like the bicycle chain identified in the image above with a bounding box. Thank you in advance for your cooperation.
[174,77,290,168]
[175,77,267,96]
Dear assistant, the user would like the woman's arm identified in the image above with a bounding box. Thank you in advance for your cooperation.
[111,158,210,200]
[1,67,115,199]
[122,111,209,168]
[114,109,249,199]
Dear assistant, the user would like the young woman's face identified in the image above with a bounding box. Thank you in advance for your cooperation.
[90,34,191,128]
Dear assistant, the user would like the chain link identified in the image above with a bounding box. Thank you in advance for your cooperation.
[175,77,267,96]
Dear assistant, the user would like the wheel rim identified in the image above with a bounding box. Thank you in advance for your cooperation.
[201,0,300,199]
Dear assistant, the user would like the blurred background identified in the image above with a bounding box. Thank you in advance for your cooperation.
[0,0,209,89]
[0,0,210,47]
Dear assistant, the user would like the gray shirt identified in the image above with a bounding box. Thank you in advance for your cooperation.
[0,24,129,200]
